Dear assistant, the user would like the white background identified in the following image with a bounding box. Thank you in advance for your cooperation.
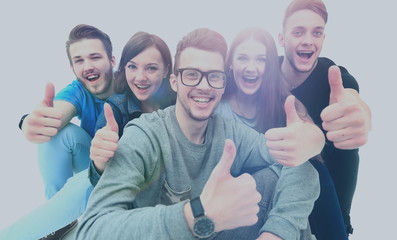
[0,0,396,239]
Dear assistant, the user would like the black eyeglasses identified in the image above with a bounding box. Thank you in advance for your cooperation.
[177,68,227,89]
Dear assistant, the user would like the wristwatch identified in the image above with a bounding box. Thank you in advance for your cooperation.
[190,196,215,238]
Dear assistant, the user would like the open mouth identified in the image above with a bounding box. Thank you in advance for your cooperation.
[297,51,314,59]
[242,76,259,84]
[192,96,212,104]
[136,84,151,90]
[85,74,100,82]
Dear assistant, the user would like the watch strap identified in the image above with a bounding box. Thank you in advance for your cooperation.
[190,196,205,218]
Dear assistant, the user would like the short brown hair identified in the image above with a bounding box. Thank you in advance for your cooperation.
[66,24,113,65]
[173,28,227,75]
[283,0,328,28]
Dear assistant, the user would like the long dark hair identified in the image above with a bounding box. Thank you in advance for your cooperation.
[224,27,290,133]
[114,31,175,108]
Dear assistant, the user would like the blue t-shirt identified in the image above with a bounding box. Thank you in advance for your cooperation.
[54,80,105,138]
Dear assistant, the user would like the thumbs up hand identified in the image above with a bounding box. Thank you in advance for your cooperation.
[265,95,324,167]
[23,83,63,143]
[321,66,371,149]
[90,103,119,173]
[197,139,261,232]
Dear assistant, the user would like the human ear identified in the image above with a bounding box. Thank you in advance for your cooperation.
[111,56,116,68]
[278,33,285,47]
[169,74,178,92]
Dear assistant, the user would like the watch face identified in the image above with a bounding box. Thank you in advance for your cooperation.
[193,216,215,238]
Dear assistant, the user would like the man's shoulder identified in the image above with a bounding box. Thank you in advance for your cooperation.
[55,80,89,98]
[315,57,351,74]
[63,80,85,92]
[315,57,357,88]
[306,57,337,81]
[317,57,336,67]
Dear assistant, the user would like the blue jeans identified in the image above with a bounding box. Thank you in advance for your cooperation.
[0,170,93,240]
[0,124,93,240]
[38,123,92,199]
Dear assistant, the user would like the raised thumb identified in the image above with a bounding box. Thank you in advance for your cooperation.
[328,65,344,104]
[213,139,237,177]
[285,95,300,125]
[42,82,55,107]
[104,103,118,134]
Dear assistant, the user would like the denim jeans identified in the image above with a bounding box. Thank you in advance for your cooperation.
[0,170,93,240]
[0,124,94,240]
[38,123,92,199]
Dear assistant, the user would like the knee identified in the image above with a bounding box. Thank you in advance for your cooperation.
[39,123,91,150]
[58,171,93,201]
[252,168,279,205]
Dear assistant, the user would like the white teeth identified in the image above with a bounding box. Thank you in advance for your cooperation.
[193,97,210,103]
[87,75,99,80]
[297,51,314,59]
[136,85,150,89]
[243,76,258,83]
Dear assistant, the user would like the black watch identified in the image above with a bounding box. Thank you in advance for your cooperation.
[190,196,215,238]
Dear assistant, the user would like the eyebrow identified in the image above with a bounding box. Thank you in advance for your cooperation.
[293,26,325,30]
[128,60,159,66]
[236,53,267,57]
[72,53,103,59]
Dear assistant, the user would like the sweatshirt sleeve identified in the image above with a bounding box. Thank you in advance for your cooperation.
[261,162,320,240]
[233,122,320,240]
[75,124,196,240]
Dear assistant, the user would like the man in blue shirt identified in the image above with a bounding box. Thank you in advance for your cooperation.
[16,24,115,239]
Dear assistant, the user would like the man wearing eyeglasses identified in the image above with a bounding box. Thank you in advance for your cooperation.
[76,28,319,240]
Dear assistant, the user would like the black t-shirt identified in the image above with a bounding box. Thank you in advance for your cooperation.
[280,57,361,229]
[281,57,360,162]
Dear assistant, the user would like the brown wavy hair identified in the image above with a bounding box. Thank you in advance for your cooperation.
[113,32,175,108]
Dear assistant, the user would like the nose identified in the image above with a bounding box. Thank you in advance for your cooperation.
[135,69,147,81]
[83,60,95,72]
[245,60,257,72]
[302,33,314,46]
[196,75,211,90]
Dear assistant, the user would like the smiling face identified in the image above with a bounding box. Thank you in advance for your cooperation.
[231,39,267,96]
[170,47,225,122]
[70,38,115,100]
[125,46,167,104]
[279,9,325,73]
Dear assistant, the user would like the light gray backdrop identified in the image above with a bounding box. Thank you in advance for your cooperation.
[0,1,395,239]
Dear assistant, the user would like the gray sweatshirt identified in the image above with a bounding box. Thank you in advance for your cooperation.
[76,106,319,240]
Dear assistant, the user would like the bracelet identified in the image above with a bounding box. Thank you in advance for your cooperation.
[18,114,29,130]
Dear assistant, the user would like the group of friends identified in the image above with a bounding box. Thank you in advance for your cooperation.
[1,0,372,239]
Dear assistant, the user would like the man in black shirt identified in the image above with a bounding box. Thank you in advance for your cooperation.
[278,0,372,238]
